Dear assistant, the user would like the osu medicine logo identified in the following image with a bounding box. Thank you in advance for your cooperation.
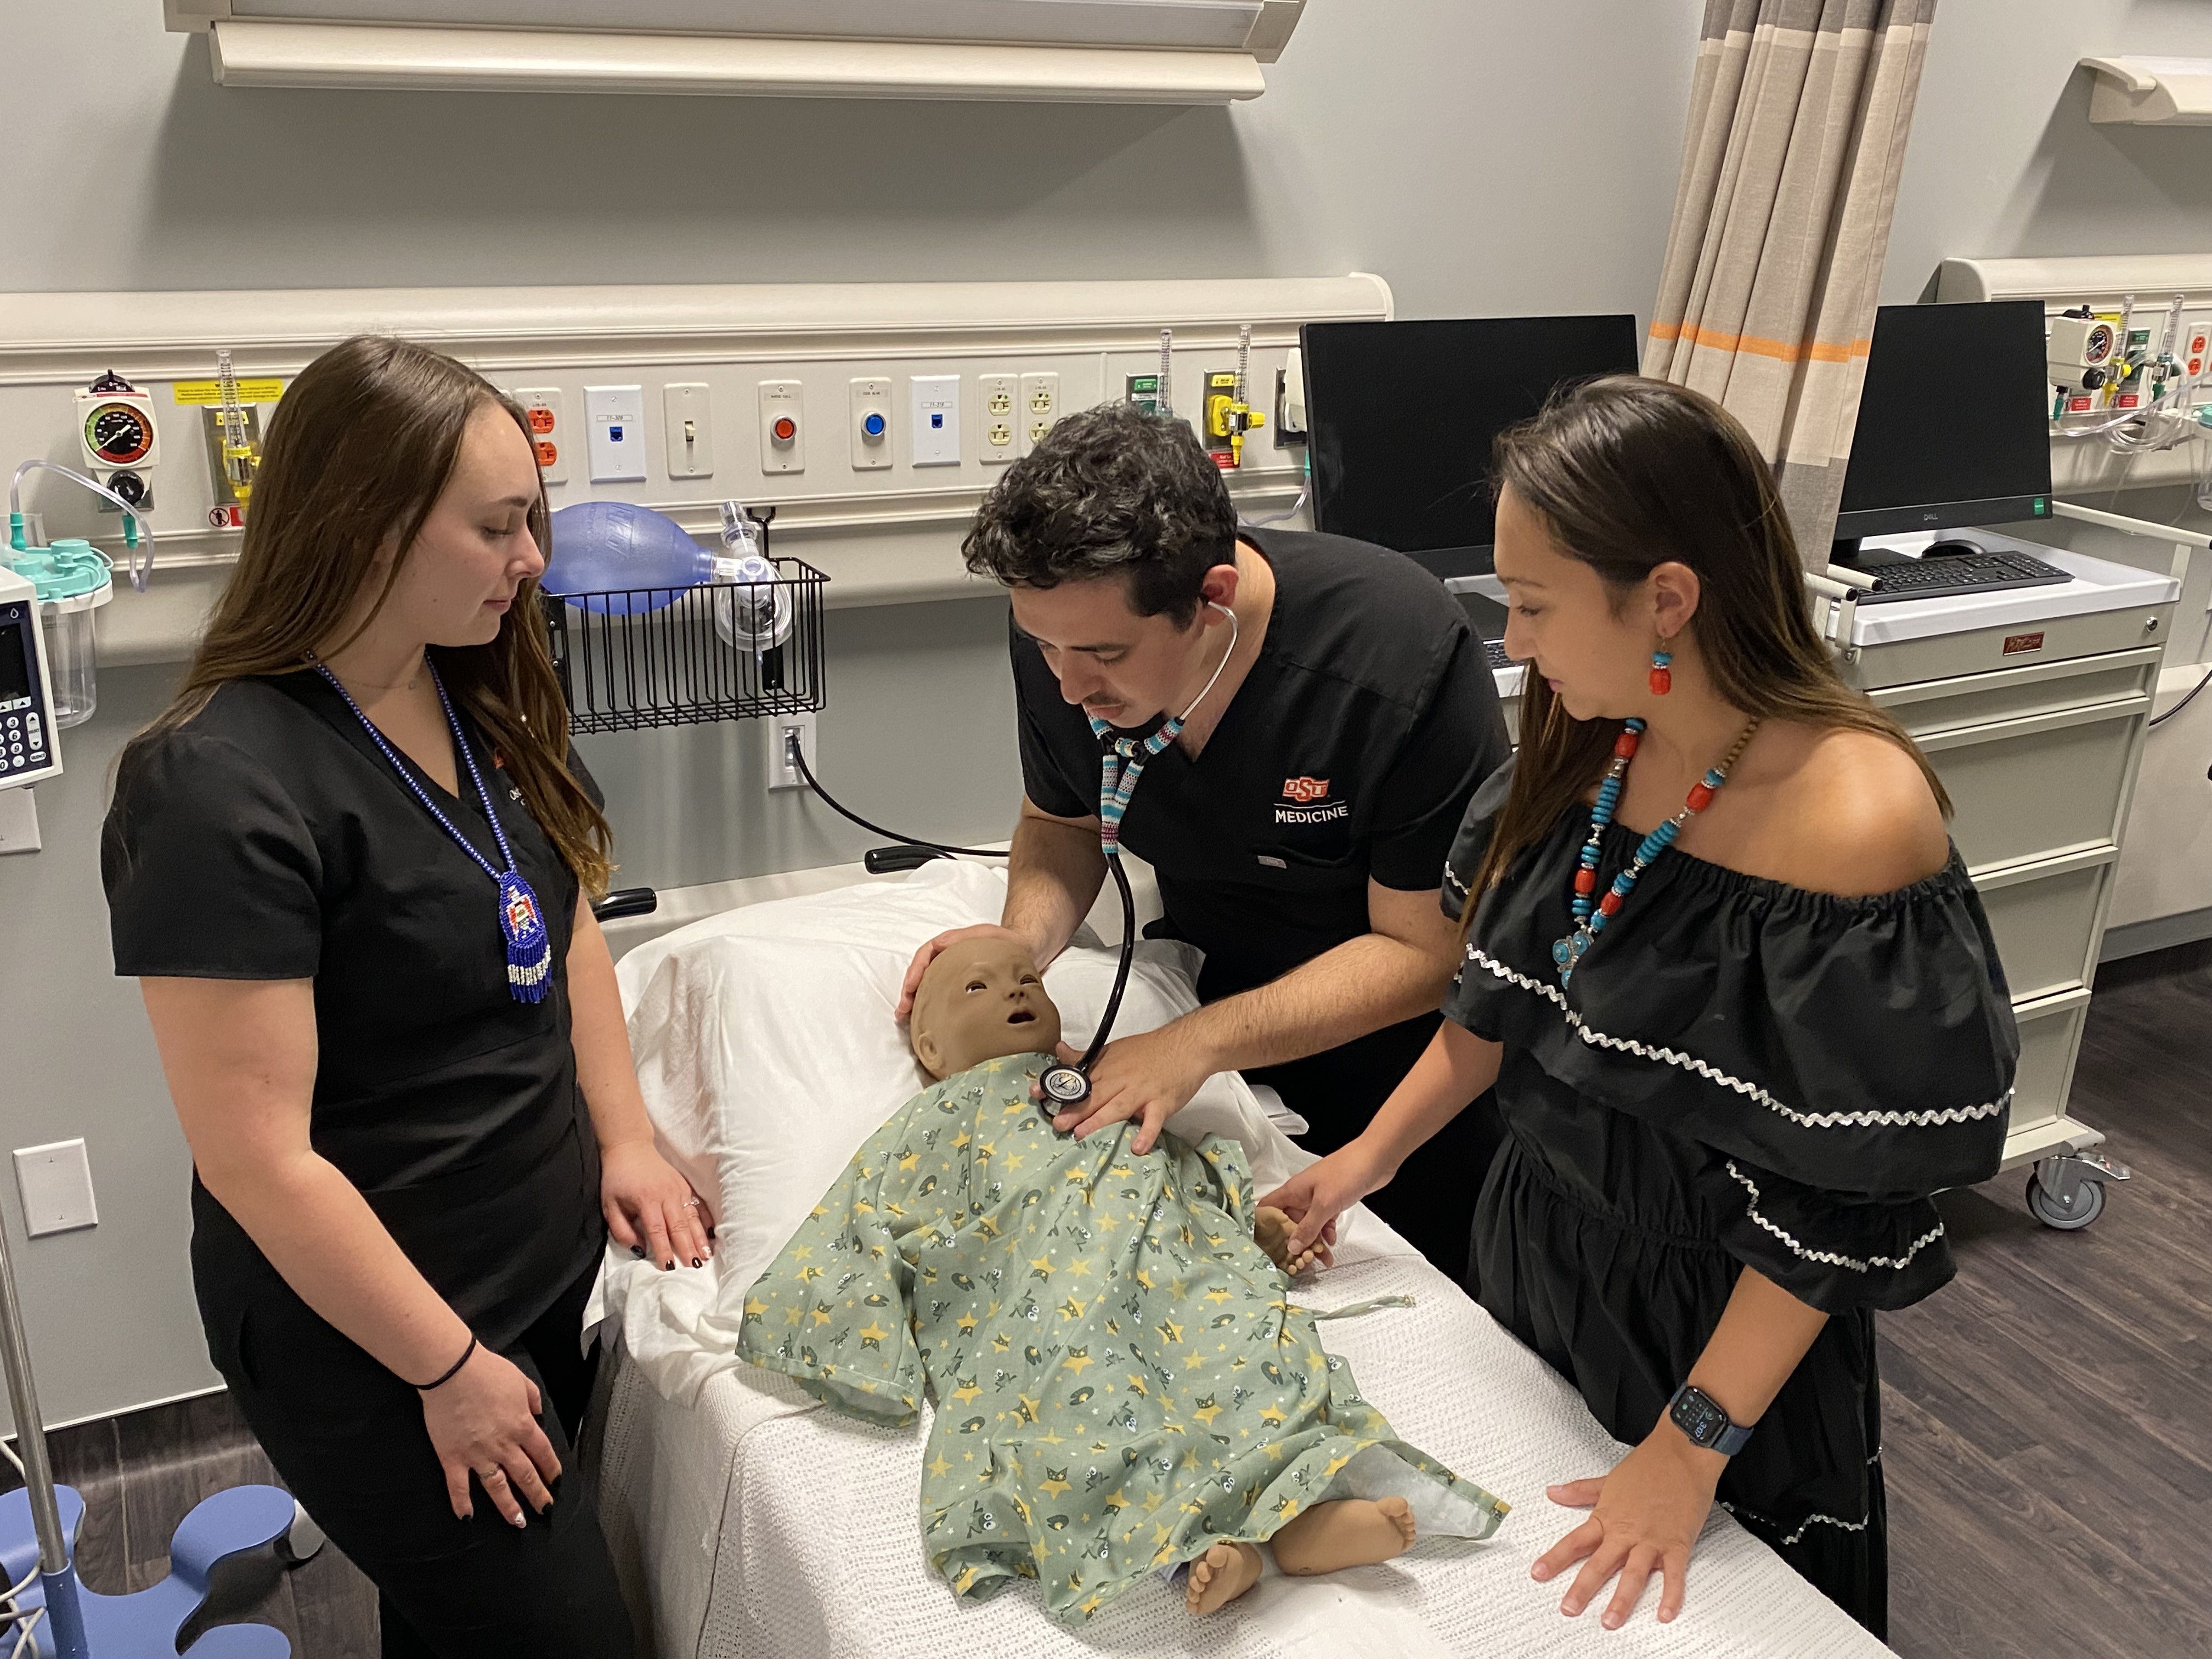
[1277,775,1350,826]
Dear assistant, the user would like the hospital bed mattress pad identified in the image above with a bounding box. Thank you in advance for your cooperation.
[592,862,1888,1657]
[598,1225,1886,1658]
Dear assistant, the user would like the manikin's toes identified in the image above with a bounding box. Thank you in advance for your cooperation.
[1252,1205,1322,1277]
[1184,1541,1263,1615]
[1183,1498,1418,1616]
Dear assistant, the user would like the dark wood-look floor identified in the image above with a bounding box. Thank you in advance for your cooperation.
[8,944,2207,1658]
[0,1390,377,1656]
[1882,939,2212,1659]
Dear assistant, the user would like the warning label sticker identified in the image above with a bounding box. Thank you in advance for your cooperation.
[173,379,285,405]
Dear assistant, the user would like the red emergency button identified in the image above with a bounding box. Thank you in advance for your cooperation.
[772,416,797,443]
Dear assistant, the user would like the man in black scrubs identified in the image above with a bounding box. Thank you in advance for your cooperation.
[899,403,1511,1279]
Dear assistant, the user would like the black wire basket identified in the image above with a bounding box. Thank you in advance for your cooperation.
[540,554,828,735]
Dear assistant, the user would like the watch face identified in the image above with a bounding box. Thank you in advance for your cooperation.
[1672,1389,1727,1446]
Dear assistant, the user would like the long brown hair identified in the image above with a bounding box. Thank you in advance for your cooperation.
[1464,376,1946,917]
[140,335,613,895]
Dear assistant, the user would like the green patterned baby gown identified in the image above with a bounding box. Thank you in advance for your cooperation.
[737,1053,1509,1624]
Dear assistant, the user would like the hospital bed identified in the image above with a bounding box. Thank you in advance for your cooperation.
[589,862,1888,1659]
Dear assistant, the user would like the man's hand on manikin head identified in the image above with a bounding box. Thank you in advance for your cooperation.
[909,936,1067,1081]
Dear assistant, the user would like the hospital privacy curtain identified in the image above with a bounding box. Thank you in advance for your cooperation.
[1643,0,1939,561]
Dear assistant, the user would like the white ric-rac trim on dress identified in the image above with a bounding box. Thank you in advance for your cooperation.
[1464,945,2011,1131]
[1726,1161,1946,1276]
[1718,1500,1871,1548]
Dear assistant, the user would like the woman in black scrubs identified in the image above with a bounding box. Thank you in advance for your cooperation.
[104,336,707,1655]
[1263,378,2015,1638]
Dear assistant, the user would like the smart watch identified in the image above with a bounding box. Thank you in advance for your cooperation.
[1666,1384,1754,1456]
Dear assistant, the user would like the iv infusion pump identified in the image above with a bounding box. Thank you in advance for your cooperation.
[0,567,61,788]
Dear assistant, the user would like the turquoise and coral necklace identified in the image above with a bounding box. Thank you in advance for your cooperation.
[1553,716,1760,986]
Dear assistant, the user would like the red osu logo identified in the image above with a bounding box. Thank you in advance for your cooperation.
[1282,776,1330,805]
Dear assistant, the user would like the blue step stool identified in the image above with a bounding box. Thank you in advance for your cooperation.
[0,1482,305,1657]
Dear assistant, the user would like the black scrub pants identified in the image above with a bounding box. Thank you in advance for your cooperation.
[208,1260,634,1658]
[1245,1009,1506,1285]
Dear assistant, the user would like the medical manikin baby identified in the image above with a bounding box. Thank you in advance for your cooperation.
[736,938,1507,1626]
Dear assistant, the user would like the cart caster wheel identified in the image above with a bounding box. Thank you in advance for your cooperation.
[2027,1171,2106,1230]
[279,1502,325,1565]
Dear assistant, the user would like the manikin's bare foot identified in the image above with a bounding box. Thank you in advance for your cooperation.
[1253,1206,1321,1277]
[1184,1541,1263,1615]
[1270,1496,1418,1577]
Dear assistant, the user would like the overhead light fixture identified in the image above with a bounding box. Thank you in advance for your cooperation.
[164,1,1308,104]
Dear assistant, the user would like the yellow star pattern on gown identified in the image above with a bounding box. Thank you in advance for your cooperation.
[735,1054,1506,1627]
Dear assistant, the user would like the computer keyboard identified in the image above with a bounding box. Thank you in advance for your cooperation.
[1483,637,1513,671]
[1854,548,2072,605]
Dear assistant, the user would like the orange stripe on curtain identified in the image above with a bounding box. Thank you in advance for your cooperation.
[1646,321,1870,363]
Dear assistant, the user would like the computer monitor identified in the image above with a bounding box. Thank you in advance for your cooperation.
[1301,315,1641,580]
[1832,299,2053,551]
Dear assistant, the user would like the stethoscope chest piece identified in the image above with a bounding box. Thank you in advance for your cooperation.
[1038,1063,1092,1109]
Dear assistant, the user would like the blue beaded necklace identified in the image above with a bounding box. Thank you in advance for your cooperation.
[1553,716,1760,987]
[317,662,555,1005]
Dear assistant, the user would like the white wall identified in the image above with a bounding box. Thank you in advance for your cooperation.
[2,0,2207,1428]
[1886,0,2212,304]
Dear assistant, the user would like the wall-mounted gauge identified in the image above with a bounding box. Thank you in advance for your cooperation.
[74,373,162,511]
[84,401,155,466]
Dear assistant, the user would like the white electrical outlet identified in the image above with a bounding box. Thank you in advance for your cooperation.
[14,1139,96,1237]
[510,386,568,484]
[584,385,647,483]
[759,380,806,475]
[979,373,1018,465]
[768,710,819,792]
[663,382,715,478]
[911,375,962,467]
[850,377,894,471]
[1019,371,1060,455]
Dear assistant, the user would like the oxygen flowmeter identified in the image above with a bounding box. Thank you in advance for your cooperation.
[0,565,63,788]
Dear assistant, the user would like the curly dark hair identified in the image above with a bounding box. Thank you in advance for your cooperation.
[961,402,1238,625]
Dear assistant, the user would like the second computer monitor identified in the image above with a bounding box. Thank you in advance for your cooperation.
[1302,314,1640,579]
[1833,299,2053,545]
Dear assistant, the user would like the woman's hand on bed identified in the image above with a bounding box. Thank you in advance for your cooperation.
[601,1138,714,1271]
[1042,1023,1212,1155]
[1532,1427,1725,1628]
[1260,1143,1389,1267]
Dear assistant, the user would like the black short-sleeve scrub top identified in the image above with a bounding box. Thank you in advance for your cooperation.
[103,669,606,1351]
[1015,527,1513,1005]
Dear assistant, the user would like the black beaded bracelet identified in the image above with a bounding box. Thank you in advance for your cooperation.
[414,1335,478,1392]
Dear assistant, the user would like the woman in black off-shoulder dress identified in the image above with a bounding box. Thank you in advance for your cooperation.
[1262,377,2015,1640]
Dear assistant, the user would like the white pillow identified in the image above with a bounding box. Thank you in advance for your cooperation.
[616,861,1300,1299]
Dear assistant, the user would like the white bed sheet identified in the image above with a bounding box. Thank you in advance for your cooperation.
[592,865,1889,1659]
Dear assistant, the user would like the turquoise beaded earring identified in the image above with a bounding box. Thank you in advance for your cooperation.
[1649,645,1674,696]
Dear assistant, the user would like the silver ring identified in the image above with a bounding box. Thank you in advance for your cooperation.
[481,1467,507,1484]
[681,1198,702,1210]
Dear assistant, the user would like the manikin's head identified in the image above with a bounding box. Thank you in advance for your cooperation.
[909,936,1065,1081]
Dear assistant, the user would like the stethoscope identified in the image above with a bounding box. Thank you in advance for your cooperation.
[1036,601,1242,1111]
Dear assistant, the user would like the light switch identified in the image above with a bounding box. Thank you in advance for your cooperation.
[510,386,567,484]
[850,377,894,471]
[584,385,647,484]
[0,787,40,856]
[14,1139,97,1237]
[911,375,961,468]
[759,381,806,475]
[663,383,714,479]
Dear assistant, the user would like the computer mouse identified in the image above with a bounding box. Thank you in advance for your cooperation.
[1922,539,1983,558]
